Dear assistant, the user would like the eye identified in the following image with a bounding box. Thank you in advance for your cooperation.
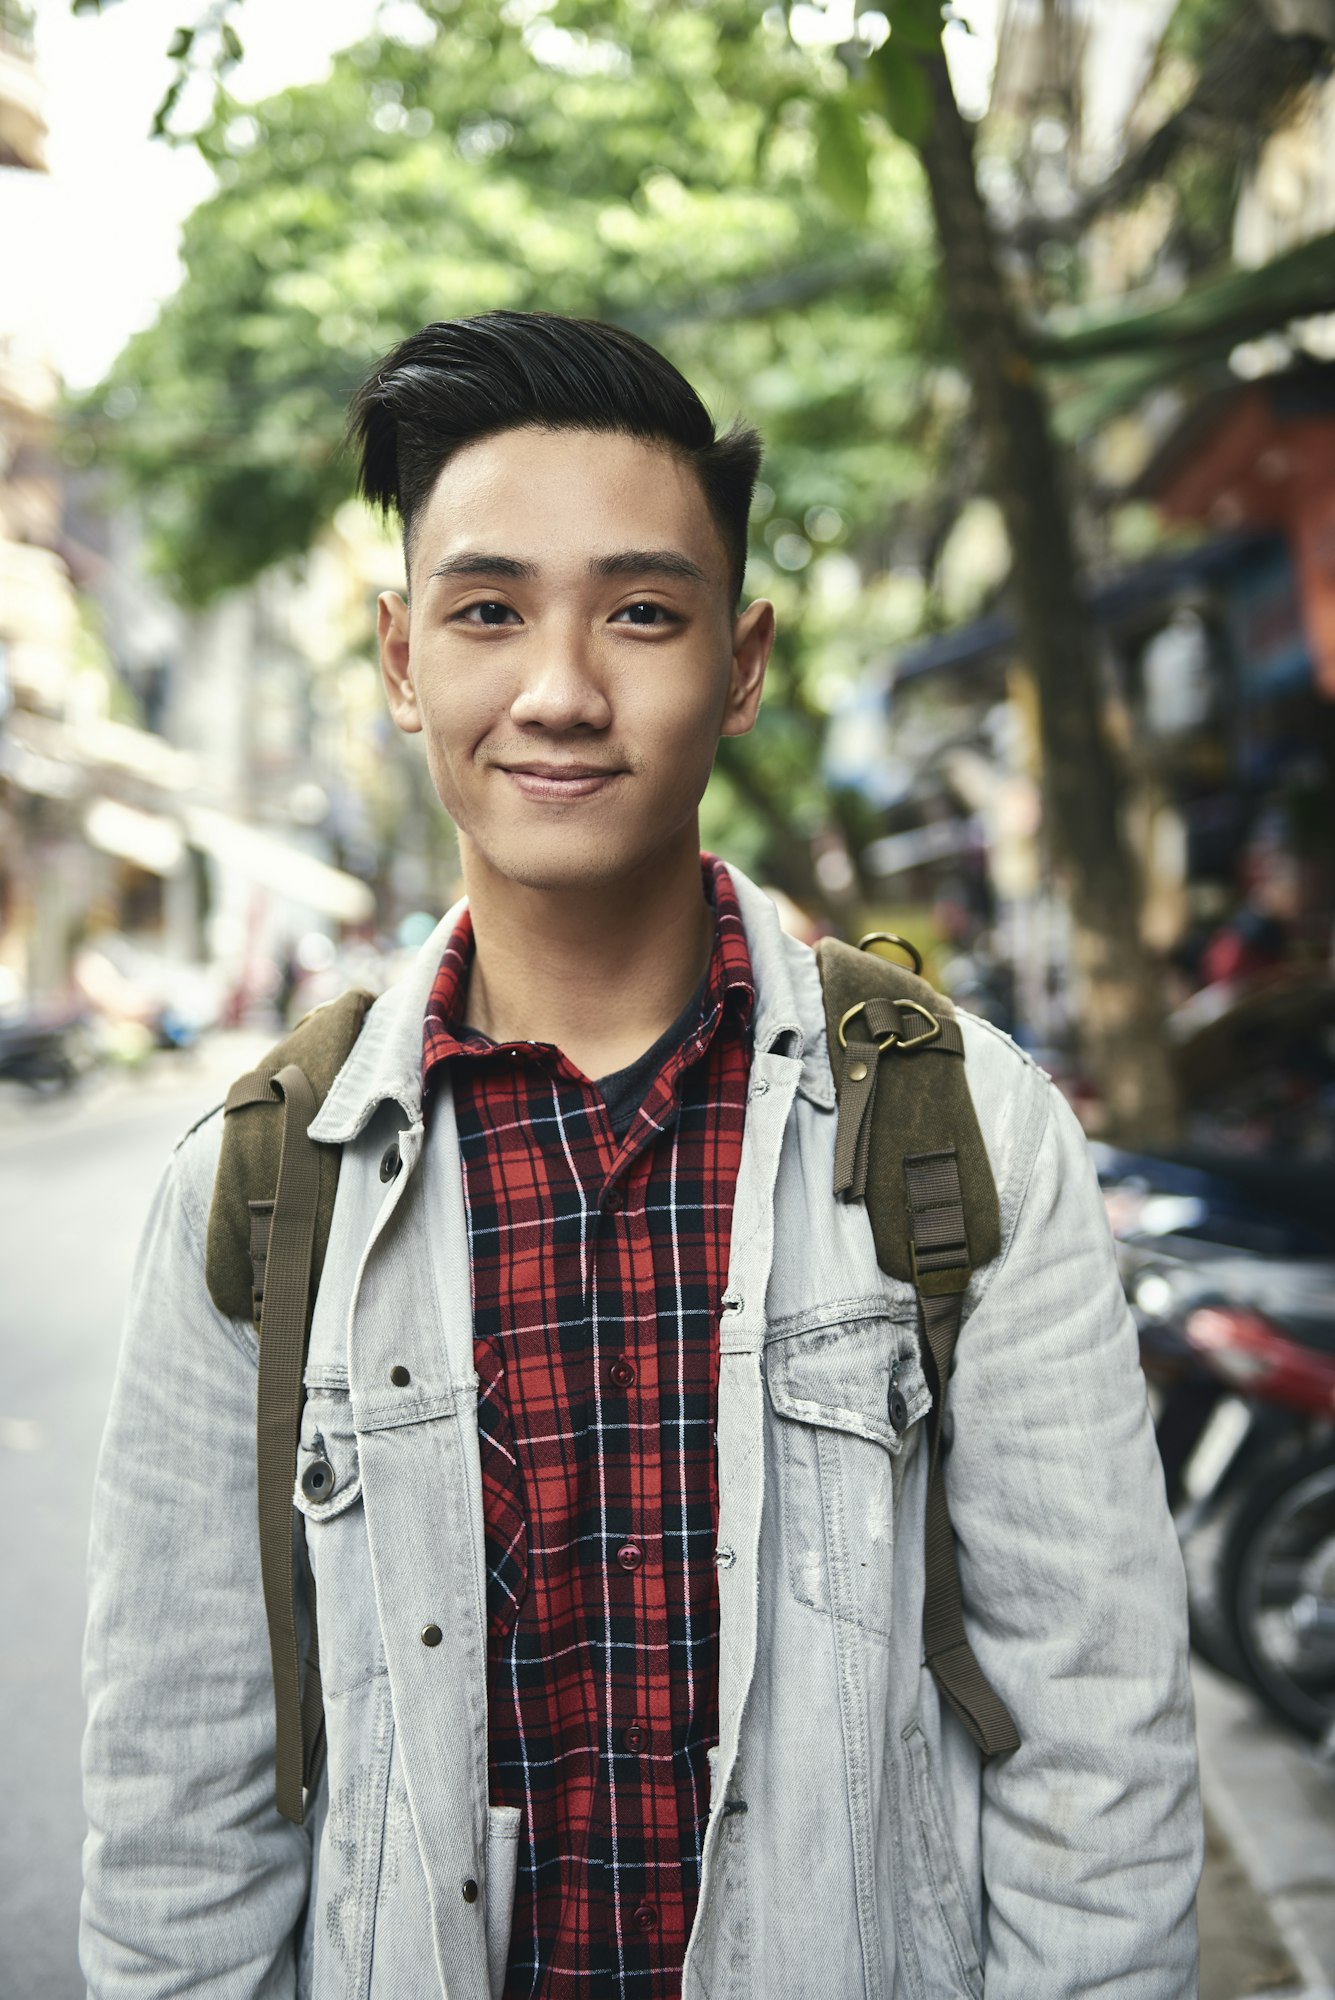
[613,601,679,627]
[456,600,520,626]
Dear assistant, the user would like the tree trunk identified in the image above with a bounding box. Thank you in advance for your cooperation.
[912,50,1180,1143]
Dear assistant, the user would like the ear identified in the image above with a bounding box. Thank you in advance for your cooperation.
[720,598,775,738]
[377,592,420,734]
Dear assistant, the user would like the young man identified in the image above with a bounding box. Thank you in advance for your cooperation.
[81,312,1202,1999]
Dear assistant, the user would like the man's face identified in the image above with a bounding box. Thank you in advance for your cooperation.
[377,425,773,893]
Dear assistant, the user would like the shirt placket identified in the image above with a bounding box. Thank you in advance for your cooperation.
[611,1133,685,1966]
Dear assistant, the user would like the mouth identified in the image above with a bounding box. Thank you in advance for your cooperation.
[498,762,624,801]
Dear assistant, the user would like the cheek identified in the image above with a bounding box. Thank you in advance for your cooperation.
[633,656,729,758]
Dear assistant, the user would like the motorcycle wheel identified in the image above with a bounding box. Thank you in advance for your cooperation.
[1221,1438,1335,1740]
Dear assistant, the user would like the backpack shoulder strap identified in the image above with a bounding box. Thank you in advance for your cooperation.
[816,935,1019,1760]
[205,986,375,1324]
[206,985,374,1825]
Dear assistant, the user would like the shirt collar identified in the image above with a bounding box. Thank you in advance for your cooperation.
[308,856,832,1147]
[419,854,755,1097]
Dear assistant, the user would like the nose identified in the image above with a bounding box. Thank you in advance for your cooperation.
[509,624,612,733]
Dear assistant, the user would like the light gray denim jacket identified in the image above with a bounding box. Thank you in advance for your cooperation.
[81,864,1202,2000]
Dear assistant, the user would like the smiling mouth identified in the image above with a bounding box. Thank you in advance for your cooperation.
[498,763,624,800]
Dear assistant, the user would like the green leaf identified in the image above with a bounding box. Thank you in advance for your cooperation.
[166,25,195,60]
[887,0,945,53]
[70,0,116,13]
[868,41,933,147]
[220,22,244,65]
[150,73,184,138]
[813,95,871,222]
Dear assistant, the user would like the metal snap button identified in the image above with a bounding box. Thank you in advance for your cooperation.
[300,1457,335,1502]
[390,1364,411,1387]
[380,1144,402,1183]
[421,1623,443,1647]
[461,1878,479,1904]
[888,1384,910,1433]
[848,1060,869,1083]
[721,1290,742,1314]
[616,1542,643,1573]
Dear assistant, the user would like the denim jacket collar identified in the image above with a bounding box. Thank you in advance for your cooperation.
[307,859,834,1147]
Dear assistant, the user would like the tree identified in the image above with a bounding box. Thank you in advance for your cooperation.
[77,0,1307,1135]
[69,0,956,924]
[904,43,1182,1138]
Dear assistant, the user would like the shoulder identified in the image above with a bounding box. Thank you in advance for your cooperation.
[954,1009,1060,1256]
[168,1100,227,1243]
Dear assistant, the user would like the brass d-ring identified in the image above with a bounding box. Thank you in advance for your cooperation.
[837,997,941,1052]
[838,1000,900,1053]
[892,999,941,1049]
[857,931,923,976]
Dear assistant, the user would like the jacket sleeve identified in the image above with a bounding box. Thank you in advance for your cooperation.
[80,1119,312,1998]
[947,1064,1202,1995]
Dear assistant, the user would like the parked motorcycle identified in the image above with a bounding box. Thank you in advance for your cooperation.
[1097,1144,1335,1736]
[0,1011,93,1096]
[1189,1302,1335,1741]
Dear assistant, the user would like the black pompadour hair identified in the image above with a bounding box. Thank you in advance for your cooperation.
[348,311,762,603]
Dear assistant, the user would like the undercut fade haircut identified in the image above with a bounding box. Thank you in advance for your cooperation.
[348,311,762,603]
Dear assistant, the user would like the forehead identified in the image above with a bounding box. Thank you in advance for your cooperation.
[411,425,728,583]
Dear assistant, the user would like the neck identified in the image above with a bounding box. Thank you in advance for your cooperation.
[459,827,716,1080]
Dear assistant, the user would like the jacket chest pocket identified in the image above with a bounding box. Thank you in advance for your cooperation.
[294,1386,388,1696]
[763,1306,930,1641]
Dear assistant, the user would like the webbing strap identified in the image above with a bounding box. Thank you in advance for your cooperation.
[254,1062,322,1826]
[832,1003,963,1201]
[907,1151,1020,1759]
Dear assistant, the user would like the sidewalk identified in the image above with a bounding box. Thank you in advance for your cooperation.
[1196,1661,1335,1999]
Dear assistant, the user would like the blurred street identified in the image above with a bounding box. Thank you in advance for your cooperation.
[0,1041,1332,1998]
[0,1036,265,2000]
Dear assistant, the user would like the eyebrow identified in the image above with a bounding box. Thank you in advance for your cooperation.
[426,548,710,586]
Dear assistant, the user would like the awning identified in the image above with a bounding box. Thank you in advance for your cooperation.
[186,806,375,924]
[84,796,185,876]
[889,531,1279,685]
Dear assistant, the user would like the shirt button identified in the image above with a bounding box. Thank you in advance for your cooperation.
[888,1385,910,1432]
[380,1143,402,1183]
[421,1623,443,1647]
[616,1542,643,1573]
[608,1357,636,1388]
[300,1456,335,1502]
[461,1878,479,1904]
[622,1723,648,1753]
[633,1902,658,1933]
[603,1187,624,1213]
[390,1364,411,1388]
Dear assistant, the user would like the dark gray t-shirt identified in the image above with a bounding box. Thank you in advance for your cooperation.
[594,970,709,1142]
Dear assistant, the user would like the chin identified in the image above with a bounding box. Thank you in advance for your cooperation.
[468,823,652,894]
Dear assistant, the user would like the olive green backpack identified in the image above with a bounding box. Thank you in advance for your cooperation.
[205,936,1019,1826]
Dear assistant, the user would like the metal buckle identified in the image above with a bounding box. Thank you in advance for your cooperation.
[837,997,941,1053]
[909,1242,971,1294]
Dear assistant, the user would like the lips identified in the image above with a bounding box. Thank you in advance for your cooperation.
[499,763,623,801]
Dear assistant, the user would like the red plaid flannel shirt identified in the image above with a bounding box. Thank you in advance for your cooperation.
[421,856,754,1999]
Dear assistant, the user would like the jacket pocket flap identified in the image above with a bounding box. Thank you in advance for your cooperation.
[293,1389,363,1519]
[765,1313,930,1450]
